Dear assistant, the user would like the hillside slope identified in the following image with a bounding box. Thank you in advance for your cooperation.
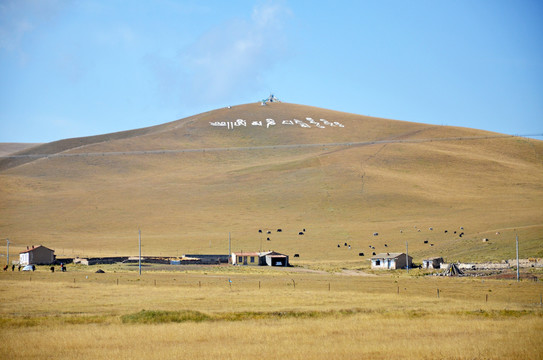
[1,102,542,263]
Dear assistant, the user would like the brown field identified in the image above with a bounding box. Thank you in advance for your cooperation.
[1,266,542,359]
[1,102,542,358]
[1,102,542,264]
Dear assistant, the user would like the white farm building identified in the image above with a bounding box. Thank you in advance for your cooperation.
[370,253,412,270]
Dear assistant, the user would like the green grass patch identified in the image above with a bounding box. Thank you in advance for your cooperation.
[457,309,541,318]
[120,308,377,324]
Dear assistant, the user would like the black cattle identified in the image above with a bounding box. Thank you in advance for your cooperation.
[267,230,271,234]
[344,242,347,246]
[384,244,388,247]
[303,228,306,232]
[424,240,428,244]
[373,232,378,236]
[259,229,262,233]
[372,252,376,255]
[359,252,364,256]
[294,254,300,257]
[277,229,282,232]
[267,237,271,241]
[444,230,448,233]
[337,244,340,248]
[298,232,304,235]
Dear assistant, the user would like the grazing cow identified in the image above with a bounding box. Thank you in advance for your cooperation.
[259,229,262,233]
[424,240,428,244]
[3,265,8,271]
[454,231,457,234]
[444,230,448,233]
[371,246,375,249]
[294,254,300,257]
[298,232,304,235]
[460,227,464,230]
[344,242,347,246]
[267,230,271,234]
[337,244,340,248]
[267,237,271,241]
[368,245,372,248]
[277,229,282,232]
[384,244,388,247]
[417,229,421,232]
[373,232,378,236]
[372,252,376,255]
[303,228,306,232]
[430,244,434,246]
[429,227,433,230]
[359,253,364,256]
[459,232,464,238]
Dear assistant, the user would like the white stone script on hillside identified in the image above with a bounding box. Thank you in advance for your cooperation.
[209,117,344,129]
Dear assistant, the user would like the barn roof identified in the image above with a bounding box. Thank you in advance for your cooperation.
[233,251,288,257]
[19,245,54,254]
[232,252,260,256]
[423,257,444,261]
[371,253,410,260]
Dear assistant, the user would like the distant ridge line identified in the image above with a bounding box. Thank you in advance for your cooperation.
[1,133,541,159]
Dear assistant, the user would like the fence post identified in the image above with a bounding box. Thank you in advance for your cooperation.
[437,288,440,298]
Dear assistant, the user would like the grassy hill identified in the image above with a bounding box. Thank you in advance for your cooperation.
[1,102,542,264]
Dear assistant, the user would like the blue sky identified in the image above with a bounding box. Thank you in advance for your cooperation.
[1,0,542,143]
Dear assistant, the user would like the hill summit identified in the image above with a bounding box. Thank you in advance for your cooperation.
[1,102,542,263]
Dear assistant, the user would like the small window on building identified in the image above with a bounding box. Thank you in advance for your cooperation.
[250,256,255,263]
[375,260,381,266]
[238,256,242,263]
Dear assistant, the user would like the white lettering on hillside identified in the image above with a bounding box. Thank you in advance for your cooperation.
[210,118,344,130]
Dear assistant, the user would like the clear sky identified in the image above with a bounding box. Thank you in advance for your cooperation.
[1,0,542,143]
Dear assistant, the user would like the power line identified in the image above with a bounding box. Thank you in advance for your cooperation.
[1,133,542,160]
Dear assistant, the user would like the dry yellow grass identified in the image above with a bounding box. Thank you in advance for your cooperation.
[0,268,542,359]
[0,102,542,263]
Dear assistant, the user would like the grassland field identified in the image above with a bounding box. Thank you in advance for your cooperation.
[1,103,542,358]
[1,264,542,359]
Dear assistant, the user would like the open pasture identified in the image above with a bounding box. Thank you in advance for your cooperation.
[1,266,542,359]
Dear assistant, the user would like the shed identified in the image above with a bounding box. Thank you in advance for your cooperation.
[370,253,412,270]
[231,251,289,267]
[19,245,55,265]
[422,257,444,269]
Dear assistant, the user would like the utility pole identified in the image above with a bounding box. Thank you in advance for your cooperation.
[139,229,142,276]
[406,241,409,273]
[228,232,231,256]
[516,234,520,282]
[6,238,9,266]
